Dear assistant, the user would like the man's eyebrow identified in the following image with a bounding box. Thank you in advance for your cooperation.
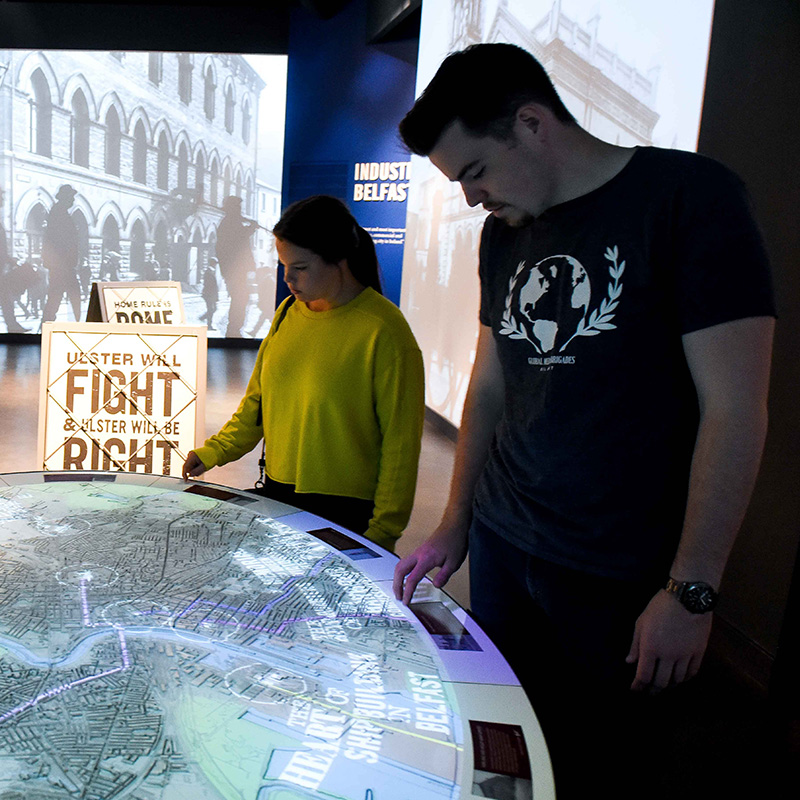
[455,160,480,182]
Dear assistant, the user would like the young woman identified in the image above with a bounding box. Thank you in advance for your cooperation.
[182,195,425,551]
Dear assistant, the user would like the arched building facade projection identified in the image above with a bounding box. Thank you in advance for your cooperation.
[403,0,663,424]
[0,49,281,334]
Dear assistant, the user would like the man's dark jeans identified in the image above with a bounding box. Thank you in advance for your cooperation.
[468,516,669,798]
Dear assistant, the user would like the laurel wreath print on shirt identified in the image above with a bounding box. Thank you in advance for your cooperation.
[499,246,625,355]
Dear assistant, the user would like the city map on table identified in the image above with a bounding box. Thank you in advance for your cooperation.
[0,480,462,799]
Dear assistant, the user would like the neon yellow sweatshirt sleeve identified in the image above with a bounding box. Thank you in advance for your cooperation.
[367,345,424,549]
[192,324,272,470]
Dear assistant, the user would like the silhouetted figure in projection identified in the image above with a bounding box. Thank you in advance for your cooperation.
[0,188,28,332]
[20,260,47,318]
[247,265,274,337]
[215,195,256,337]
[42,184,82,323]
[77,257,92,299]
[200,259,219,329]
[143,251,159,280]
[101,251,121,282]
[8,261,39,320]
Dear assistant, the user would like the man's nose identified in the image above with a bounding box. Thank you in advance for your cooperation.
[461,183,484,208]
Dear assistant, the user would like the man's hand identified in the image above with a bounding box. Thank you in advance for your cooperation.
[391,324,502,606]
[181,451,207,480]
[626,590,712,692]
[393,521,469,606]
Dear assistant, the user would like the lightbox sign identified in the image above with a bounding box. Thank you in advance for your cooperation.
[38,323,207,476]
[98,281,185,325]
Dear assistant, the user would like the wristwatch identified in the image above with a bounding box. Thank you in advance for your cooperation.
[664,577,718,614]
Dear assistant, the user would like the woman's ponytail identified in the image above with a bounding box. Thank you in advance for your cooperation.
[349,224,383,295]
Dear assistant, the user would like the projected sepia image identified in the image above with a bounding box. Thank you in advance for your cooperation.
[0,50,286,338]
[400,0,715,425]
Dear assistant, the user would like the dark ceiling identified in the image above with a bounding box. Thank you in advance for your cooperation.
[0,1,297,53]
[0,1,419,53]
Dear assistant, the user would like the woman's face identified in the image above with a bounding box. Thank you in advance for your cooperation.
[276,239,345,311]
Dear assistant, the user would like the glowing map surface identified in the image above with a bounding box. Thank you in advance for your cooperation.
[0,478,463,799]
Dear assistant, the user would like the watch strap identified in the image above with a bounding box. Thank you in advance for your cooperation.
[664,576,718,614]
[664,577,683,598]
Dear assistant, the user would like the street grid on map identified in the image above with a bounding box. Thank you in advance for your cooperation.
[0,481,463,799]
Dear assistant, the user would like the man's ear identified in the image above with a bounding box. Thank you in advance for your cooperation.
[516,104,543,135]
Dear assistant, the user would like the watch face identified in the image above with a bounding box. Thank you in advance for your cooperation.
[683,583,718,613]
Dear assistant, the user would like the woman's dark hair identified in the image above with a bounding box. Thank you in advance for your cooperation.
[399,43,576,156]
[272,195,383,295]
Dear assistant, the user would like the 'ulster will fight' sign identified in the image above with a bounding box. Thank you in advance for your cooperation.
[38,323,207,477]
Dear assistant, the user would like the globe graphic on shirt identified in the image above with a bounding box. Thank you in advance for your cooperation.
[515,255,591,353]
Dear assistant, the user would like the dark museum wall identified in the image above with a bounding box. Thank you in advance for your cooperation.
[696,0,800,699]
[279,0,418,307]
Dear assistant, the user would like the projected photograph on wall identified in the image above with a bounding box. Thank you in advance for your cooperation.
[0,50,286,338]
[400,0,716,426]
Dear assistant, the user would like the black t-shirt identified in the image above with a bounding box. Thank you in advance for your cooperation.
[474,146,775,580]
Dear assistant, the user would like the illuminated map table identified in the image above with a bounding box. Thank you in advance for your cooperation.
[0,472,554,800]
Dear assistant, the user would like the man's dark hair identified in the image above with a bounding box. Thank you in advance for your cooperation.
[399,43,576,155]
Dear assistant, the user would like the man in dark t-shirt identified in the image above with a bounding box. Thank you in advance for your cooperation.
[392,44,775,797]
